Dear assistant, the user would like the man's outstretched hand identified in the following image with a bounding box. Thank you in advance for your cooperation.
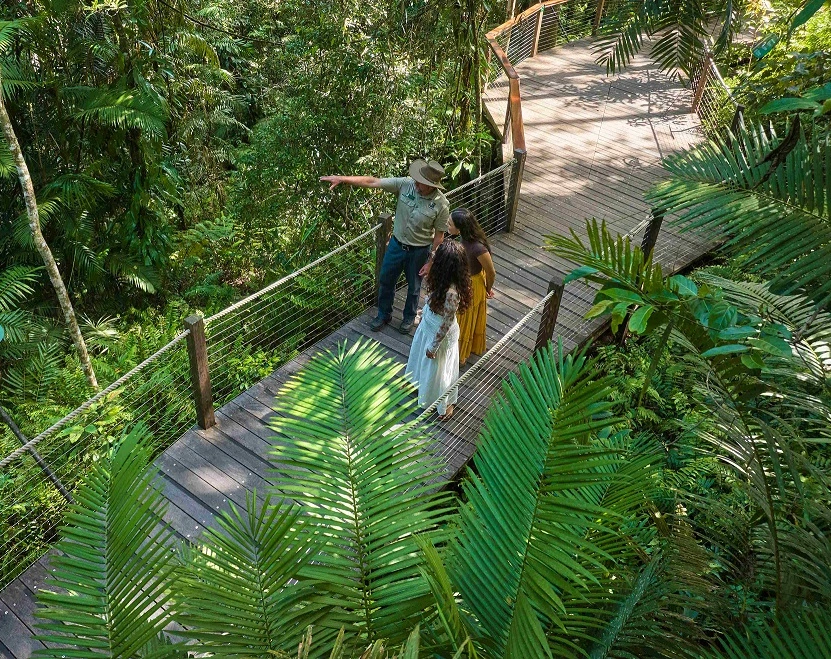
[320,175,343,191]
[418,261,432,277]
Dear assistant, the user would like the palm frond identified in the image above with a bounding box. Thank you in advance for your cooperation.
[269,339,453,646]
[0,56,38,99]
[449,342,628,658]
[33,425,178,658]
[178,493,322,656]
[648,124,831,306]
[0,132,14,177]
[40,173,116,210]
[68,86,169,140]
[417,537,479,657]
[706,607,831,658]
[593,0,659,74]
[649,0,708,78]
[0,265,41,312]
[0,18,39,54]
[106,252,159,293]
[546,219,670,334]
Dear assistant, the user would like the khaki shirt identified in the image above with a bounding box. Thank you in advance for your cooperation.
[379,177,449,247]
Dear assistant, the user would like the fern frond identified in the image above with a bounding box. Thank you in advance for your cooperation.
[34,426,178,657]
[269,339,452,647]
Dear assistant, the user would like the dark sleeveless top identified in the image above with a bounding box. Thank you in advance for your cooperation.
[462,239,489,275]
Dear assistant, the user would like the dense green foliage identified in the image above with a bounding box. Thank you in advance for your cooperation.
[29,335,831,656]
[4,0,831,654]
[0,0,504,593]
[0,0,499,436]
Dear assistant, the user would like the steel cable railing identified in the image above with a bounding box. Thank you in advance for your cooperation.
[691,50,741,140]
[0,162,520,590]
[1,0,730,592]
[418,291,551,478]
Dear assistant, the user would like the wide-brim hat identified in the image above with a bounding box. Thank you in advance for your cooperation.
[409,159,446,190]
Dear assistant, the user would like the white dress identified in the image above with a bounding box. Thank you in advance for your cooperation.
[406,289,460,416]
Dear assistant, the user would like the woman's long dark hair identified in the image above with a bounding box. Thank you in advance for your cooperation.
[451,208,490,252]
[426,240,472,314]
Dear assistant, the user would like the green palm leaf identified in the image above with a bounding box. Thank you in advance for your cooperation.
[448,342,625,659]
[178,493,322,656]
[0,265,40,311]
[68,86,169,140]
[33,425,178,658]
[593,0,657,75]
[707,607,831,658]
[649,1,708,78]
[269,339,452,646]
[649,124,831,306]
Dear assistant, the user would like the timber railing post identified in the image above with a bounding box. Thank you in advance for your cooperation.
[641,209,664,261]
[592,0,606,35]
[184,314,215,430]
[691,53,710,113]
[506,147,526,233]
[531,5,544,57]
[374,212,393,299]
[535,276,564,351]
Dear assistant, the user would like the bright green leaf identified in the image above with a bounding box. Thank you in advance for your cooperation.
[668,275,698,297]
[627,305,654,334]
[755,335,793,356]
[600,288,644,305]
[791,0,826,33]
[760,98,821,114]
[565,265,599,283]
[701,344,749,358]
[741,352,767,370]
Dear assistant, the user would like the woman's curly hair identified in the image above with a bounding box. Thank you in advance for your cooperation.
[426,240,472,314]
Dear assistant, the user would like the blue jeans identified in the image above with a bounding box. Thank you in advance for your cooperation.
[377,236,431,323]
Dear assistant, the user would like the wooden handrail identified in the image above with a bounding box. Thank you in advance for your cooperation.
[486,0,569,40]
[486,38,525,153]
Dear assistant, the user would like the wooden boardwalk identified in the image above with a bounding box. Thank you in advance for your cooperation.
[0,39,707,657]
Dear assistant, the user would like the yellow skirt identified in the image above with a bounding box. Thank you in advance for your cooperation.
[458,271,488,364]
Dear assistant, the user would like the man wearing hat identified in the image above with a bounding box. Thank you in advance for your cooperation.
[321,159,450,334]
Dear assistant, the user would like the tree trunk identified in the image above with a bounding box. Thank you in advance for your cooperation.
[0,74,99,390]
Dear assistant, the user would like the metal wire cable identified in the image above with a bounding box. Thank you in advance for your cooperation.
[205,224,381,326]
[0,330,191,470]
[416,289,554,419]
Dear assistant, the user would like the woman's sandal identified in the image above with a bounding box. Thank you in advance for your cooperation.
[438,405,455,421]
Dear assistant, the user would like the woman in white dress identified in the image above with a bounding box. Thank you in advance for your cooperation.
[406,240,472,420]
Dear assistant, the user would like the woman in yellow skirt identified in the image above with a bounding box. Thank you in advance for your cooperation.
[448,208,496,366]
